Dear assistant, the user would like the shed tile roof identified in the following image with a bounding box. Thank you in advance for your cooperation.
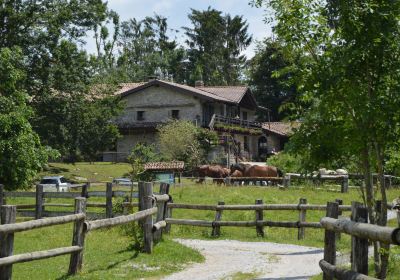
[144,161,185,171]
[262,122,300,137]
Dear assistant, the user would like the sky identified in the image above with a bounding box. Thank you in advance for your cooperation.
[84,0,272,58]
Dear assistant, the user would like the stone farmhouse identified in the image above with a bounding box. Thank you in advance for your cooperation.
[103,79,295,164]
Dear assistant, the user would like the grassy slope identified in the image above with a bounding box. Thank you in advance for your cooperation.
[9,163,400,279]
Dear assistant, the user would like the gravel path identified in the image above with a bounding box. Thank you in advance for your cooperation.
[162,239,323,280]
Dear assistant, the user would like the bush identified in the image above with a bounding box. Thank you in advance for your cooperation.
[267,151,303,173]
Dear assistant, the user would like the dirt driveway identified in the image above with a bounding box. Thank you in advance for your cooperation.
[162,239,323,280]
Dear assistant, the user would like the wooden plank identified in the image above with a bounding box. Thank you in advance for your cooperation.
[335,199,343,241]
[142,182,154,254]
[298,198,307,240]
[153,183,169,243]
[35,185,44,219]
[319,260,377,280]
[0,213,85,234]
[212,201,225,237]
[153,221,167,232]
[4,192,35,198]
[0,246,81,267]
[0,205,16,280]
[68,198,87,274]
[106,183,113,218]
[353,205,369,275]
[320,217,400,244]
[43,192,81,198]
[255,199,264,237]
[0,185,4,217]
[323,202,339,280]
[165,218,213,227]
[341,176,349,193]
[16,211,103,220]
[164,197,173,233]
[84,207,157,231]
[152,194,170,203]
[351,201,363,269]
[81,183,89,198]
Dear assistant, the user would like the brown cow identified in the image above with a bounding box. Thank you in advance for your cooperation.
[230,163,283,178]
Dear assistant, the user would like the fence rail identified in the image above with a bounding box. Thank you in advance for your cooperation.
[319,201,400,280]
[0,182,170,280]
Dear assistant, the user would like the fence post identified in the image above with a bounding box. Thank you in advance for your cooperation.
[106,182,113,218]
[81,183,89,198]
[0,205,16,280]
[0,184,4,217]
[335,199,343,240]
[35,184,44,219]
[212,201,225,237]
[298,198,307,240]
[164,197,173,234]
[153,183,169,243]
[139,182,154,254]
[341,175,349,193]
[350,201,363,269]
[323,201,339,280]
[255,199,264,237]
[352,205,368,275]
[283,174,291,188]
[122,196,130,215]
[68,197,87,275]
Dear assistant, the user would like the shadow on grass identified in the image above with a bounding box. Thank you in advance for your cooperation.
[47,165,70,175]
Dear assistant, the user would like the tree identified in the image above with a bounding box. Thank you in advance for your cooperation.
[248,39,297,120]
[157,120,217,170]
[254,0,400,276]
[117,15,186,83]
[0,48,54,190]
[184,7,252,85]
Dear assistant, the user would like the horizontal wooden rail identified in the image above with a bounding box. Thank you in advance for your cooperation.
[84,207,157,232]
[15,204,36,209]
[16,211,104,220]
[0,213,85,234]
[319,260,377,280]
[5,191,138,199]
[320,217,400,244]
[42,202,106,208]
[153,194,170,203]
[153,221,167,232]
[165,218,323,228]
[0,246,82,267]
[168,203,352,211]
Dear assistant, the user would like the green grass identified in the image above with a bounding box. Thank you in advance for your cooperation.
[12,218,203,280]
[9,163,400,279]
[40,162,132,183]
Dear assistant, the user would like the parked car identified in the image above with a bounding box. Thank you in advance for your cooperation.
[112,178,133,186]
[39,176,71,192]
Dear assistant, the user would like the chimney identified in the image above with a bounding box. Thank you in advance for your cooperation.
[195,80,204,87]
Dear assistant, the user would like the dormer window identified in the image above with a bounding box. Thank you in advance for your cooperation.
[137,111,145,121]
[171,110,180,119]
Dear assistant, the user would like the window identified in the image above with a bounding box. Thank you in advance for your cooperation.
[137,111,145,121]
[242,111,248,120]
[171,110,180,119]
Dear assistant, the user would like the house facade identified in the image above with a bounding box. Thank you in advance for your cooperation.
[104,79,293,164]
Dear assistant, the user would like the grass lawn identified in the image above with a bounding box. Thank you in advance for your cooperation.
[8,162,400,279]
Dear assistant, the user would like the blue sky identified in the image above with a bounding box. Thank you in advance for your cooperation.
[84,0,272,58]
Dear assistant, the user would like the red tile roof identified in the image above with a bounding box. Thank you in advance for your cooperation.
[144,161,185,171]
[262,122,300,137]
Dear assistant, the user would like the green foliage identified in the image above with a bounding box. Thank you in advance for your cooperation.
[248,39,298,120]
[127,143,159,181]
[266,151,303,173]
[214,123,263,135]
[0,48,53,190]
[158,120,214,169]
[184,7,252,85]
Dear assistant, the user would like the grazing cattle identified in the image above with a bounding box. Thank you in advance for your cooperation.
[231,170,243,177]
[230,163,283,178]
[197,165,228,185]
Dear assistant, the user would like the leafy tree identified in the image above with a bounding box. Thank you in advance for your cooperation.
[127,143,159,182]
[0,48,54,190]
[157,120,217,170]
[184,7,252,85]
[117,15,186,82]
[254,0,400,276]
[248,39,297,120]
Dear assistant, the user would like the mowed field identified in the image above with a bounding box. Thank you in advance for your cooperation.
[5,163,400,279]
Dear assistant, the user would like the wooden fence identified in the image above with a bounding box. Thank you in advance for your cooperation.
[0,183,139,220]
[0,182,170,280]
[165,198,357,239]
[319,201,400,280]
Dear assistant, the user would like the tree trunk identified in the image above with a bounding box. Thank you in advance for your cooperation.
[375,143,389,279]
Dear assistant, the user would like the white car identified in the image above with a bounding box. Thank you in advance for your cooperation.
[39,176,71,192]
[112,178,133,186]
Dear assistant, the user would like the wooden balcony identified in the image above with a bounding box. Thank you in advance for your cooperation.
[209,114,263,135]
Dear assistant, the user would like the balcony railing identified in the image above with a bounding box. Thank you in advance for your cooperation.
[209,114,263,135]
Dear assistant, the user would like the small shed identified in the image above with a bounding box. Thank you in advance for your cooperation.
[144,161,185,184]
